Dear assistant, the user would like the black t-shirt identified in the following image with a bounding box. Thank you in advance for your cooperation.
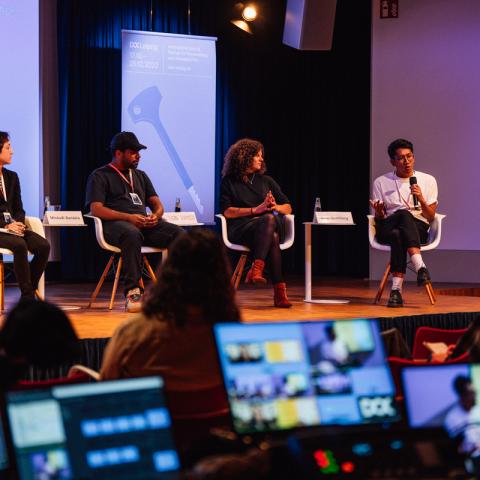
[220,174,290,240]
[85,164,157,215]
[220,174,290,212]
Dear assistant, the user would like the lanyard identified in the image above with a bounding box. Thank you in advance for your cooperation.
[394,172,413,210]
[108,163,135,193]
[0,173,6,202]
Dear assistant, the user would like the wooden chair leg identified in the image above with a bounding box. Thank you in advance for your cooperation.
[0,260,4,312]
[425,282,436,305]
[374,262,391,304]
[109,258,123,310]
[231,254,247,290]
[139,278,145,290]
[88,255,115,308]
[143,255,157,282]
[161,250,168,264]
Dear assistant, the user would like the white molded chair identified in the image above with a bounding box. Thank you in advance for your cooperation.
[0,216,46,311]
[368,213,445,305]
[85,215,167,309]
[216,214,295,289]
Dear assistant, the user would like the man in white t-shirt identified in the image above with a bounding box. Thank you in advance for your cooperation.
[444,375,480,456]
[320,325,349,365]
[370,139,438,307]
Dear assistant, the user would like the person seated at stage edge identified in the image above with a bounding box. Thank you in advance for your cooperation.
[100,228,241,400]
[429,316,480,363]
[0,132,50,302]
[220,138,293,308]
[382,317,480,362]
[370,138,438,307]
[85,131,183,313]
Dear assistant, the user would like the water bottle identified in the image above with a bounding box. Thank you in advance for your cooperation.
[175,197,181,212]
[44,196,51,214]
[313,197,322,222]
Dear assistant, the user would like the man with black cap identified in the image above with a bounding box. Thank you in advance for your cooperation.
[85,131,183,312]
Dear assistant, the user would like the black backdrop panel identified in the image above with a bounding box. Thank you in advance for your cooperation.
[57,0,371,280]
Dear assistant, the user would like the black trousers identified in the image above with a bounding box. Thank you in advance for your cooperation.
[233,213,284,284]
[0,229,50,298]
[375,210,429,274]
[103,219,183,295]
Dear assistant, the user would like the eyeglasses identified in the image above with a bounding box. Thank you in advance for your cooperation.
[394,153,414,162]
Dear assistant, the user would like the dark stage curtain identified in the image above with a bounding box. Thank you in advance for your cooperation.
[25,337,110,381]
[57,0,371,281]
[25,311,480,381]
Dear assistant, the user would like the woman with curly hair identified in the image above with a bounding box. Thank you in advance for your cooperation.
[220,138,293,308]
[100,228,241,391]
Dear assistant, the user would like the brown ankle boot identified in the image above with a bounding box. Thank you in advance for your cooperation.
[274,282,292,308]
[245,259,267,285]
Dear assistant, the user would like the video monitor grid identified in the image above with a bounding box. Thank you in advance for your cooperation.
[214,319,399,434]
[5,377,180,480]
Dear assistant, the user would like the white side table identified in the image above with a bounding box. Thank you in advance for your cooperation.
[304,222,354,304]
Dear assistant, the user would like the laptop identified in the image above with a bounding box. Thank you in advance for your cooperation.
[5,376,180,479]
[214,319,399,434]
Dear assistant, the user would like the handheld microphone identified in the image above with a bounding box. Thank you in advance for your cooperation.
[409,176,418,208]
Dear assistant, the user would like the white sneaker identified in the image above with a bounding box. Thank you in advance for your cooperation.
[125,288,143,313]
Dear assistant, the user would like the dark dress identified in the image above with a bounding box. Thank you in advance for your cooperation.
[220,174,290,245]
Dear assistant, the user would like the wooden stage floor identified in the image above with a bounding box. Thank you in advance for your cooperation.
[2,277,480,339]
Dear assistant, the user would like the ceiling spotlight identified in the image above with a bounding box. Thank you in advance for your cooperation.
[231,2,259,35]
[231,19,253,34]
[242,5,257,22]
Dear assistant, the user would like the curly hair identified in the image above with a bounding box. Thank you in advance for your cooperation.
[142,228,241,327]
[221,138,266,180]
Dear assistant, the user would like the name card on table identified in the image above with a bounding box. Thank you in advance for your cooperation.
[313,211,354,225]
[43,211,86,226]
[163,211,199,226]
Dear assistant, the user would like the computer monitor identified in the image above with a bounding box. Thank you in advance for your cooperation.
[214,319,399,434]
[5,377,180,479]
[0,420,8,476]
[402,363,480,429]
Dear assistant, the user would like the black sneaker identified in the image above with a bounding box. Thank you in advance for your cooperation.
[417,267,431,286]
[125,287,143,313]
[387,289,404,308]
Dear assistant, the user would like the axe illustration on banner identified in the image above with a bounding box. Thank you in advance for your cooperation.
[128,86,204,214]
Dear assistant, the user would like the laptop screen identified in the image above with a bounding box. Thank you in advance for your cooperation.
[403,364,480,473]
[5,377,180,480]
[214,319,399,434]
[402,363,480,429]
[0,420,8,474]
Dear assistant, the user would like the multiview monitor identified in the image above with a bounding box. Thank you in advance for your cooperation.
[214,319,399,434]
[5,377,180,480]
